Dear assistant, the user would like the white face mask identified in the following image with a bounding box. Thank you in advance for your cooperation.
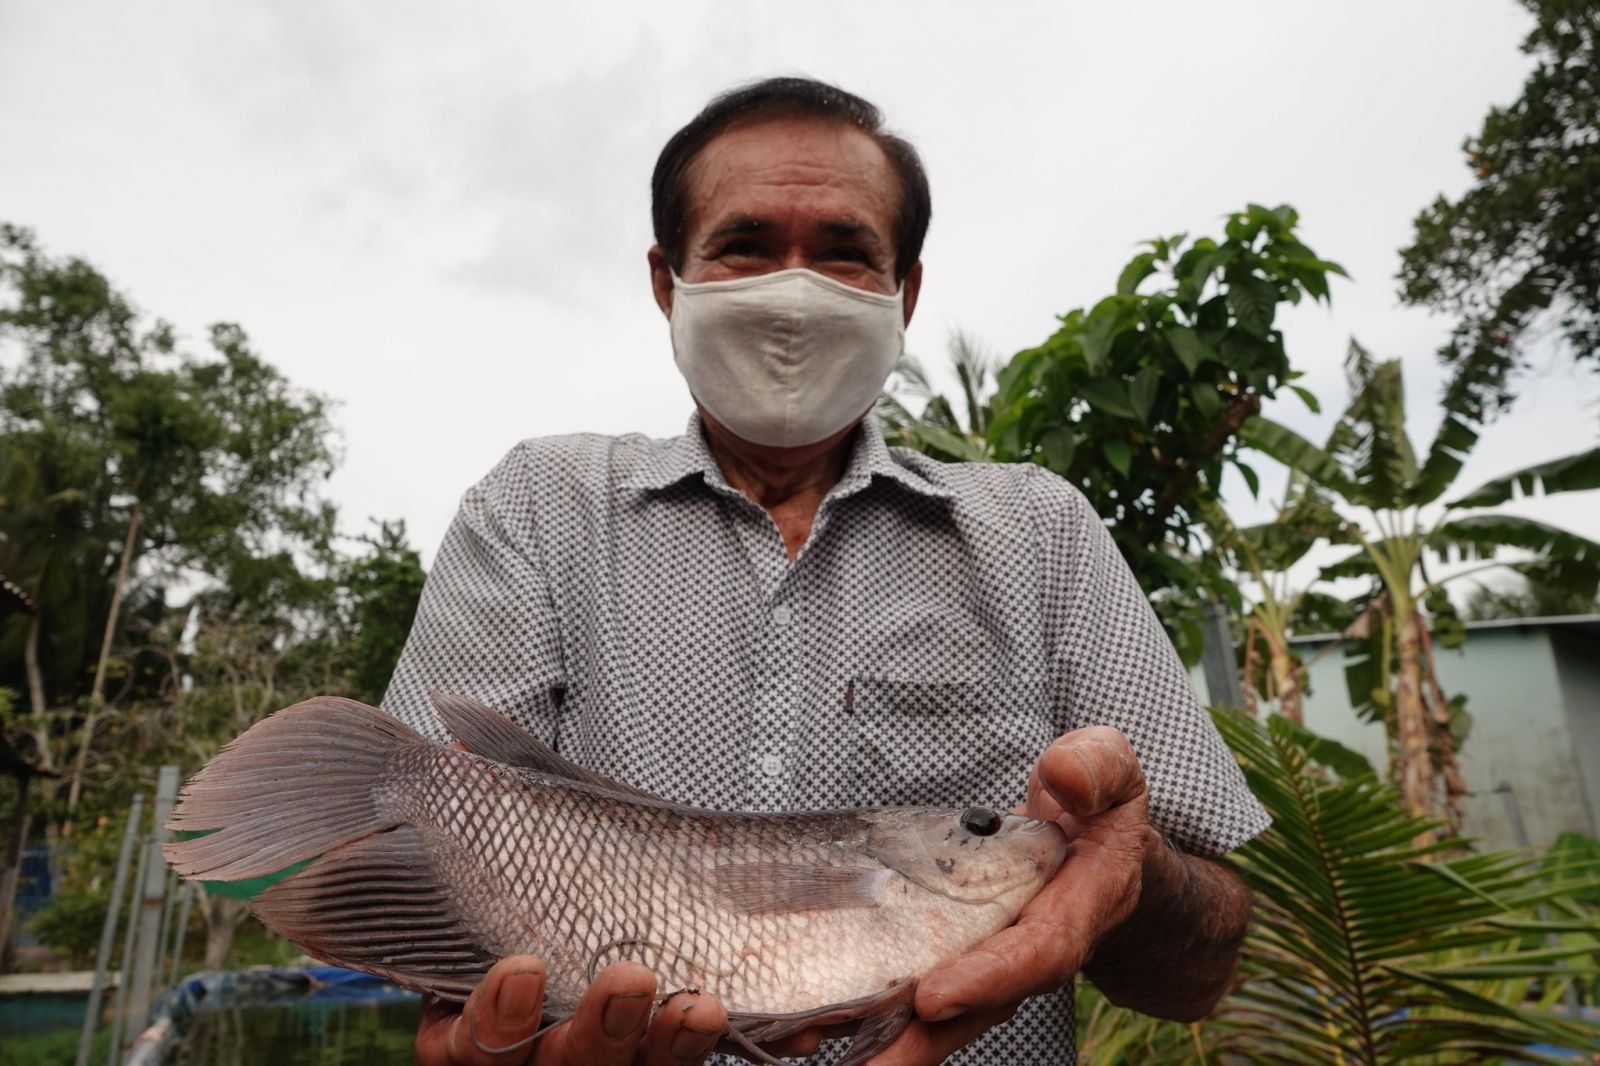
[669,268,905,448]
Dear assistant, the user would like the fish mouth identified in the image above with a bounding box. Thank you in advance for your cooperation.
[1022,819,1070,877]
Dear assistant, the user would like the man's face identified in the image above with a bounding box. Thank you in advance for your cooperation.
[649,115,921,320]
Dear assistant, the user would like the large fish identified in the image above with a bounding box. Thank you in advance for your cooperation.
[163,693,1068,1065]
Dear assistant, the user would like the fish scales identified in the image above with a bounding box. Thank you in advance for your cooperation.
[164,694,1068,1062]
[396,746,979,1014]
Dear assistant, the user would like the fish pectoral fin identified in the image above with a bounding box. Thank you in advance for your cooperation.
[713,862,886,914]
[251,824,496,1002]
[428,690,660,800]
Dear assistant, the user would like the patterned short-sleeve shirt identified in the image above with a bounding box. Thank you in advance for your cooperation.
[382,413,1269,1065]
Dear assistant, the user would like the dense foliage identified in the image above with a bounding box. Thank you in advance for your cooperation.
[1397,0,1600,422]
[0,223,427,968]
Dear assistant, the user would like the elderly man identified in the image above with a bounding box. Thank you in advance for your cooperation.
[384,77,1267,1066]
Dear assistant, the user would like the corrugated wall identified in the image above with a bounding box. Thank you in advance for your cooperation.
[1188,622,1598,850]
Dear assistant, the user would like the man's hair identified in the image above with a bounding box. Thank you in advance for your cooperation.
[651,76,931,282]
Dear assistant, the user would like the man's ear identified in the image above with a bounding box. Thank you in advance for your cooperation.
[902,261,923,327]
[648,246,674,319]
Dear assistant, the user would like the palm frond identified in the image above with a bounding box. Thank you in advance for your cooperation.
[1430,515,1600,575]
[1240,417,1360,500]
[1209,710,1600,1063]
[1448,447,1600,509]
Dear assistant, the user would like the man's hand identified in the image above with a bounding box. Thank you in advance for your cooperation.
[414,956,727,1065]
[866,726,1160,1065]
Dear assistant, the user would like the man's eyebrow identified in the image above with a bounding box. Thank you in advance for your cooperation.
[704,216,771,242]
[816,219,885,248]
[701,215,887,248]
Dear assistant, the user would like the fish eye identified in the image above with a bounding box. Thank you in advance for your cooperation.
[960,807,1002,837]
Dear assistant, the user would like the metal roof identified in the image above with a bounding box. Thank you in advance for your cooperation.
[1290,613,1600,646]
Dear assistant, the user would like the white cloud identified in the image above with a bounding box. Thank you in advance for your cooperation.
[1,0,1592,573]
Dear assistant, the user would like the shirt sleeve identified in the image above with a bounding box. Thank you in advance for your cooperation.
[381,445,566,744]
[1029,466,1270,857]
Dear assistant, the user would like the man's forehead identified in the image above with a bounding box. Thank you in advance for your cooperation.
[684,116,898,237]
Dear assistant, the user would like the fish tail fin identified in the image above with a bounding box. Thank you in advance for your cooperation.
[164,697,425,881]
[251,824,497,1001]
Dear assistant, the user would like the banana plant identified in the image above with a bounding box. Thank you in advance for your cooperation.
[1197,492,1351,724]
[1077,711,1600,1064]
[1239,340,1600,831]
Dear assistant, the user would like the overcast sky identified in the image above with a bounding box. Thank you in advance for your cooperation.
[2,0,1594,590]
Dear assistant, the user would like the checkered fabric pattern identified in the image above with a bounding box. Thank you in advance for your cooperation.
[383,413,1270,1065]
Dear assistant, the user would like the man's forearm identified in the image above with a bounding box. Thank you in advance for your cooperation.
[1081,827,1252,1022]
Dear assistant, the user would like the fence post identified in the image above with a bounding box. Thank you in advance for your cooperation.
[1200,601,1245,709]
[125,765,179,1042]
[166,881,194,988]
[108,807,151,1065]
[74,793,143,1066]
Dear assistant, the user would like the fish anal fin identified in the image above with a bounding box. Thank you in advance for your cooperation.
[251,824,496,1002]
[837,997,915,1066]
[728,978,915,1063]
[713,862,885,915]
[428,690,658,800]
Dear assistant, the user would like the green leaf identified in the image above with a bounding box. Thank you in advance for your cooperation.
[1287,384,1321,414]
[1227,276,1278,338]
[1078,377,1136,420]
[1275,718,1376,780]
[905,423,992,464]
[1116,251,1158,296]
[1081,310,1117,373]
[1234,459,1261,499]
[1166,326,1214,375]
[1038,426,1076,473]
[1129,365,1161,425]
[1186,245,1238,292]
[1102,439,1132,476]
[1447,447,1600,509]
[1239,417,1359,500]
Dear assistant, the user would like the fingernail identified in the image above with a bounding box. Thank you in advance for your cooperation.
[602,991,651,1038]
[495,969,542,1026]
[920,984,967,1023]
[671,1023,721,1059]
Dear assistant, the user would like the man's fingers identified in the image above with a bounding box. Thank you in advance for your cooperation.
[1033,728,1146,819]
[912,921,1077,1023]
[534,962,656,1065]
[426,956,547,1065]
[638,990,727,1062]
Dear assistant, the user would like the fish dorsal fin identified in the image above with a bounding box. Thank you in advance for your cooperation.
[713,862,886,914]
[428,690,657,800]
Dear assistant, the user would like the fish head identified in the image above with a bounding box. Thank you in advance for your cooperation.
[863,807,1068,906]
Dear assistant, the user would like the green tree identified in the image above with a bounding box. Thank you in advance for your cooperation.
[1242,341,1600,830]
[1397,0,1600,422]
[343,520,427,706]
[0,224,339,821]
[984,204,1344,659]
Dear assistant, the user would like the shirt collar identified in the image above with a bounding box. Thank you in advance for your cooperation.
[622,412,955,503]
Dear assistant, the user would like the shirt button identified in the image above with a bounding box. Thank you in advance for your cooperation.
[771,605,794,627]
[761,754,784,777]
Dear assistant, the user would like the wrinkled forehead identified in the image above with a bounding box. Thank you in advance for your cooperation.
[681,114,901,246]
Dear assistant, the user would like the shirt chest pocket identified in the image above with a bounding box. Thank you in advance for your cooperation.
[844,675,1052,810]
